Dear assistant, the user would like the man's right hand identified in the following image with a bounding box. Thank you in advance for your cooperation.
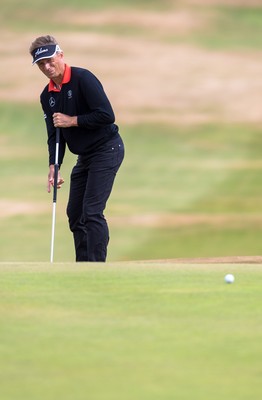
[47,164,65,193]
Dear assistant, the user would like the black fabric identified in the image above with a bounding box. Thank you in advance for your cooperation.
[66,134,124,261]
[40,67,119,166]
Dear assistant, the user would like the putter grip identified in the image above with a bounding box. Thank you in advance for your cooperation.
[53,163,59,203]
[53,127,60,203]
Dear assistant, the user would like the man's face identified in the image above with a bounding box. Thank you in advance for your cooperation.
[37,53,64,80]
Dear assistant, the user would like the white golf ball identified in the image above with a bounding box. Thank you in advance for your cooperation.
[224,274,235,284]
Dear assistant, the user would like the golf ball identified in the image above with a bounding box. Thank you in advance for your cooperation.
[224,274,235,284]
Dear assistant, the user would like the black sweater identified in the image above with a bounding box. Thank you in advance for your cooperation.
[40,66,119,166]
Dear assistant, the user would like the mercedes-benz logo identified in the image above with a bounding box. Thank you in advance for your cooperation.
[49,97,56,107]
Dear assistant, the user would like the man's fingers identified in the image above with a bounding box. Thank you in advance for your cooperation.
[53,112,63,127]
[57,178,65,186]
[57,179,64,189]
[47,176,64,192]
[47,179,53,193]
[53,113,59,127]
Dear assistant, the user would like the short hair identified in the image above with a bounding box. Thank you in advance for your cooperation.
[29,35,58,55]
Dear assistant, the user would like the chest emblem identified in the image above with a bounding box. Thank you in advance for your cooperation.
[49,97,55,107]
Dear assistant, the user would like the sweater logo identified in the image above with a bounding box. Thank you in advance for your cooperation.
[67,90,72,99]
[49,97,55,107]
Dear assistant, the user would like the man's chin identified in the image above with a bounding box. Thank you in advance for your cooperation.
[47,72,56,78]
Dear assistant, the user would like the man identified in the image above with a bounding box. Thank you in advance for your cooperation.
[29,35,124,262]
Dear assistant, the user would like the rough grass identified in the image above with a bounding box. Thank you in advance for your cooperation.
[2,1,262,50]
[0,262,261,400]
[1,108,262,261]
[190,6,262,49]
[1,1,262,262]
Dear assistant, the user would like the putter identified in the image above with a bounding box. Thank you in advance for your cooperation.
[50,127,60,263]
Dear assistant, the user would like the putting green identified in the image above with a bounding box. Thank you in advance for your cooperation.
[0,261,261,400]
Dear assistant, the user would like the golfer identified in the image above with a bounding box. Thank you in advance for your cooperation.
[29,35,124,262]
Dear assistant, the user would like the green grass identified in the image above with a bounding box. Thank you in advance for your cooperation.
[1,2,261,399]
[0,262,261,400]
[2,1,262,51]
[1,2,262,261]
[1,0,172,31]
[119,226,262,261]
[189,6,262,50]
[117,123,262,214]
[2,0,170,8]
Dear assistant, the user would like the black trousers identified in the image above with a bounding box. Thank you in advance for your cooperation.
[66,134,124,262]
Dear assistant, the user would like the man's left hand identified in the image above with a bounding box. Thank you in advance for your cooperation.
[53,113,78,128]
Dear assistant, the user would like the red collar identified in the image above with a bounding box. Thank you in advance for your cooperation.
[48,64,71,92]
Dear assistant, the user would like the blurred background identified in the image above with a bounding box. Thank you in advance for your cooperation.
[0,0,262,262]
